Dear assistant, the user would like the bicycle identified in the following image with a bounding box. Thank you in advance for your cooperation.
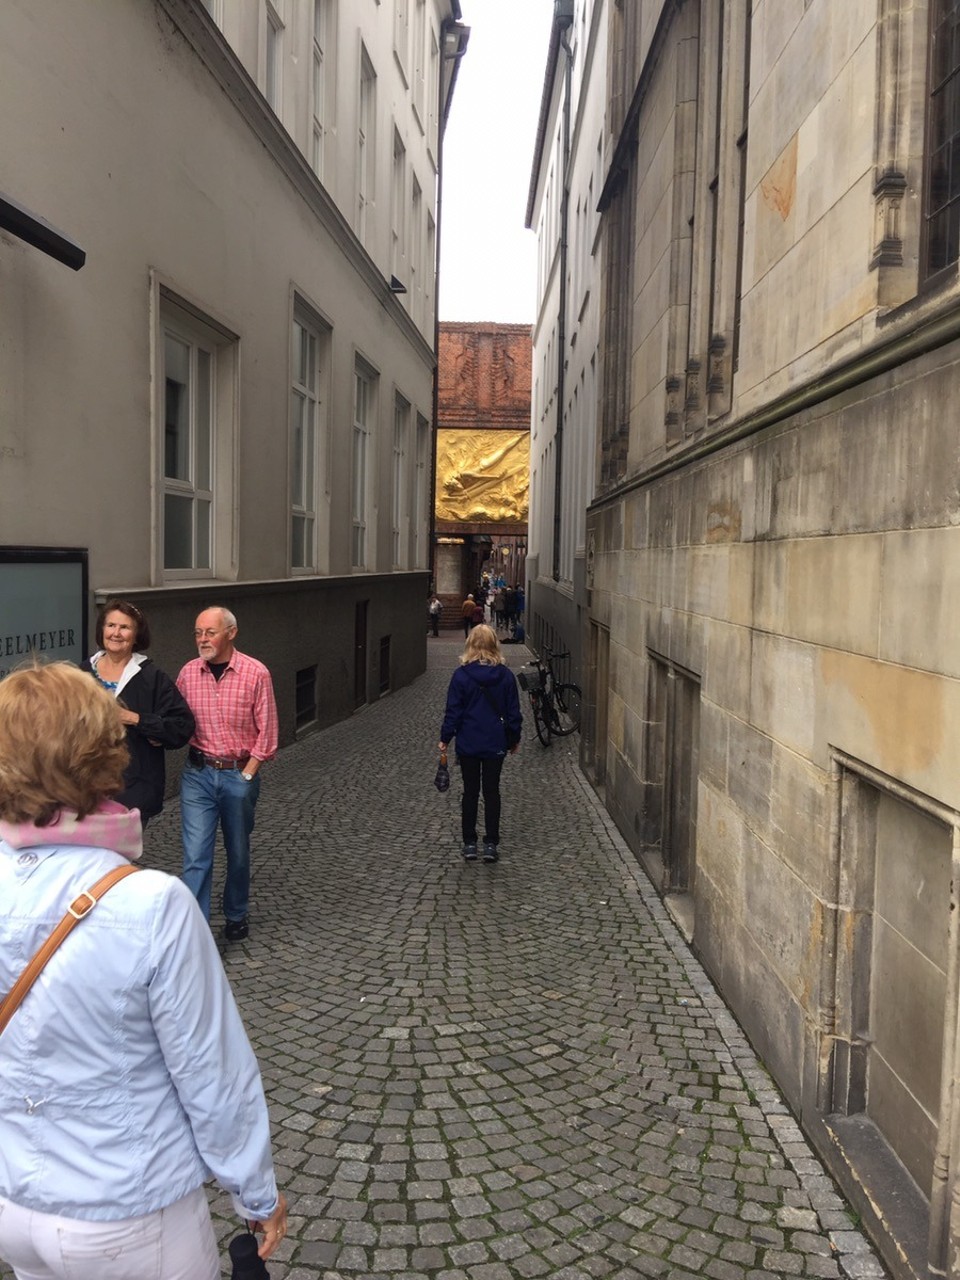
[517,646,582,746]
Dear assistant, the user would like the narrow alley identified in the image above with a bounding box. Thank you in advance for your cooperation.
[130,636,886,1280]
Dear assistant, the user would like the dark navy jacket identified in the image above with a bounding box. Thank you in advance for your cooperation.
[89,657,195,819]
[441,661,523,759]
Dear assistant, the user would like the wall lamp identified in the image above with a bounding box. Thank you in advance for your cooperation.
[0,192,86,270]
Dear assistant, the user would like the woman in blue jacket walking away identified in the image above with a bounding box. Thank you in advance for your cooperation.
[439,624,522,863]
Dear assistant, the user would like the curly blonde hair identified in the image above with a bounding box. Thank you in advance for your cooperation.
[460,623,504,666]
[0,663,129,825]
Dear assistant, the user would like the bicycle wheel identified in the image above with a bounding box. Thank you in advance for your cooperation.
[552,683,582,736]
[531,693,552,746]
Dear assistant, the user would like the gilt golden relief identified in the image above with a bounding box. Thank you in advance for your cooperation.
[435,430,529,524]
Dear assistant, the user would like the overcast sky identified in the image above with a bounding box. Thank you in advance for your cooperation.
[438,0,554,325]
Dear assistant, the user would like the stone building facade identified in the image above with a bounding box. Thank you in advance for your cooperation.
[526,0,607,690]
[0,0,467,739]
[579,2,960,1277]
[434,321,531,607]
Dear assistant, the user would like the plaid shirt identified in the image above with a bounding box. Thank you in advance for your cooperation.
[177,649,278,763]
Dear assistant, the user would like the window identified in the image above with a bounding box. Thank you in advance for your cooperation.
[411,175,422,323]
[290,310,323,571]
[352,362,376,569]
[394,0,410,76]
[414,412,429,568]
[643,655,701,917]
[825,755,960,1276]
[426,211,436,326]
[358,46,376,243]
[311,0,331,178]
[295,665,317,729]
[156,289,237,580]
[378,635,391,695]
[161,324,213,573]
[265,1,283,114]
[412,0,426,124]
[427,28,439,164]
[924,0,960,277]
[391,128,406,280]
[392,394,410,568]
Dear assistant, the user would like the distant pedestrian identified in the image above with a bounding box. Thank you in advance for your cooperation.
[428,593,442,637]
[503,585,517,634]
[493,587,505,630]
[460,593,476,638]
[439,624,522,864]
[177,607,278,941]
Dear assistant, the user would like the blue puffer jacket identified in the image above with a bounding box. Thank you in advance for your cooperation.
[440,661,523,759]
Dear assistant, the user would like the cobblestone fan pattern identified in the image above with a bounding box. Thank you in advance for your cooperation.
[0,639,885,1280]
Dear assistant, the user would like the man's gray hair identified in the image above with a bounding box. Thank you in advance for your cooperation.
[207,605,237,630]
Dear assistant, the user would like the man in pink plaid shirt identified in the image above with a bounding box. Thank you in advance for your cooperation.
[177,607,278,941]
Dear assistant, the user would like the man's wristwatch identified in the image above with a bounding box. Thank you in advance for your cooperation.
[241,771,254,781]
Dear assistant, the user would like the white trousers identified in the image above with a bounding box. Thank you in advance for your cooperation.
[0,1185,219,1280]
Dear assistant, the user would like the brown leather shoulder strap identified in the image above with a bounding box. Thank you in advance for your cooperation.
[0,863,141,1037]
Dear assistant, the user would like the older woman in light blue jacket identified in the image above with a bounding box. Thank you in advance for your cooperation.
[0,663,287,1280]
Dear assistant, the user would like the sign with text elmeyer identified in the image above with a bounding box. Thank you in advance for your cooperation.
[0,548,88,679]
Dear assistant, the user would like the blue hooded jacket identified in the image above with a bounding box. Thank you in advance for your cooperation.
[440,661,523,759]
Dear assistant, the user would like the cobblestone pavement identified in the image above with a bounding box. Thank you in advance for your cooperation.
[2,636,886,1280]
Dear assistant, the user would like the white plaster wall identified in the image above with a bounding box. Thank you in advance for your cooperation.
[0,0,444,593]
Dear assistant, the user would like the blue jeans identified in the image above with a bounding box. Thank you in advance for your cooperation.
[180,764,261,922]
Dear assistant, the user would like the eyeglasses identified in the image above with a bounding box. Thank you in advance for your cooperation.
[194,629,224,639]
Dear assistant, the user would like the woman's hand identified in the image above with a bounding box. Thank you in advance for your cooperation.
[252,1193,288,1259]
[117,708,140,726]
[438,742,447,752]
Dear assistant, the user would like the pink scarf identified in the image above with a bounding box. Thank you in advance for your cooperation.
[0,800,143,862]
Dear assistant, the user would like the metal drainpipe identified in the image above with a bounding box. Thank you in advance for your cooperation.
[552,28,573,583]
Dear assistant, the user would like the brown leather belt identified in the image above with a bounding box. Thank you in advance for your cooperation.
[189,747,248,771]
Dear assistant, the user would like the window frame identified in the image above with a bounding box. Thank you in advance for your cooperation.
[414,411,429,569]
[358,45,376,244]
[394,0,410,80]
[289,304,328,573]
[392,392,410,569]
[412,0,426,127]
[154,288,238,583]
[921,0,960,283]
[352,360,377,570]
[311,0,328,178]
[391,127,407,282]
[265,0,283,115]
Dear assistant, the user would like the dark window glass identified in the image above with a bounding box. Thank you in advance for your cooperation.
[378,635,391,695]
[925,0,960,277]
[295,665,317,729]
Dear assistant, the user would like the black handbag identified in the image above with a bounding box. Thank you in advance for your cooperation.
[434,750,450,792]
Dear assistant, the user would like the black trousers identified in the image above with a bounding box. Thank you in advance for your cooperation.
[459,754,505,845]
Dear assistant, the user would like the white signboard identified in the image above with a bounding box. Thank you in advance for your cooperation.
[0,551,87,679]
